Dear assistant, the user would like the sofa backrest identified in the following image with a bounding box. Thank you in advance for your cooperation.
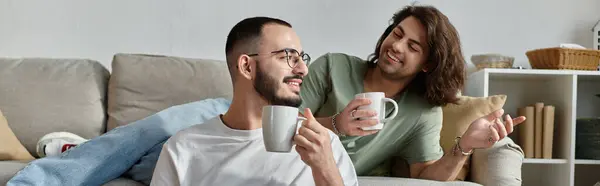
[106,53,233,131]
[0,58,109,156]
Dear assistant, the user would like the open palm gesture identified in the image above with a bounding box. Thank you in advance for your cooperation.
[460,109,527,151]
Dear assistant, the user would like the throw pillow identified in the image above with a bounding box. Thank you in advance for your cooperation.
[0,109,35,160]
[107,53,233,131]
[440,94,507,181]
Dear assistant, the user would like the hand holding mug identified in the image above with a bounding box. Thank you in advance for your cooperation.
[334,92,399,136]
[294,108,337,170]
[334,98,381,136]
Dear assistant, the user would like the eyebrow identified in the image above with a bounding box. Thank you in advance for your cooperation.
[397,25,424,49]
[280,48,305,55]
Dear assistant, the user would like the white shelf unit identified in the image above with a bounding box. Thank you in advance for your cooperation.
[465,68,600,186]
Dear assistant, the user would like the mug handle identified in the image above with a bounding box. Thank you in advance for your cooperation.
[295,117,308,133]
[292,117,308,145]
[381,98,398,122]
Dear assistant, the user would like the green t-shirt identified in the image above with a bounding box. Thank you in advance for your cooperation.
[300,53,444,176]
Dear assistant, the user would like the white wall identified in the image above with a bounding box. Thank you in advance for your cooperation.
[1,0,599,71]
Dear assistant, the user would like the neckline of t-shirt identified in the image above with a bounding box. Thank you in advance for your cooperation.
[216,114,262,140]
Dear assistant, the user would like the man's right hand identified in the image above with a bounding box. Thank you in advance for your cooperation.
[334,98,379,136]
[295,108,344,186]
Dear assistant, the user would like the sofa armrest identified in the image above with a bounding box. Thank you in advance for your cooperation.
[470,137,524,186]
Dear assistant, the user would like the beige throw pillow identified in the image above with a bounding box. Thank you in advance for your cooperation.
[440,95,507,181]
[0,109,35,161]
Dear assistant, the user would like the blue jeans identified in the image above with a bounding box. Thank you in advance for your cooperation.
[7,98,232,186]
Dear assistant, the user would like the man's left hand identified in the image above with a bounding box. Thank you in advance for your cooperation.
[460,109,527,152]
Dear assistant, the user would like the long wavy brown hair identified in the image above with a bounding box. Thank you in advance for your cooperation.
[367,5,465,107]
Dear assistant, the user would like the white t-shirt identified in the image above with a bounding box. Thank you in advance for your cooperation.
[150,116,358,186]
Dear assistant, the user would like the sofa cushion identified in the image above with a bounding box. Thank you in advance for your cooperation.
[0,110,34,161]
[439,95,507,181]
[0,58,109,156]
[471,137,523,186]
[0,161,28,185]
[107,53,233,131]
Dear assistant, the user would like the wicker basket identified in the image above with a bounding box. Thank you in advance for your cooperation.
[526,47,600,70]
[473,61,513,70]
[471,54,514,70]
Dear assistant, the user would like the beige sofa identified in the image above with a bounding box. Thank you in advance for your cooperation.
[0,54,524,186]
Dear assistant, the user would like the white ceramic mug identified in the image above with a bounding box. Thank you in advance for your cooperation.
[355,92,399,130]
[262,105,307,152]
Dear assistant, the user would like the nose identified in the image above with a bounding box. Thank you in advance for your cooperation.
[292,61,308,77]
[391,38,408,54]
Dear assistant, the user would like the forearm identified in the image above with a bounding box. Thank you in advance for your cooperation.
[417,145,469,181]
[316,117,334,132]
[311,164,344,186]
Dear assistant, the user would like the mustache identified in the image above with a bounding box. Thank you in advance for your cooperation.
[283,75,303,82]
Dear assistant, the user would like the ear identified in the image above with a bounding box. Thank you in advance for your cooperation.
[237,55,254,80]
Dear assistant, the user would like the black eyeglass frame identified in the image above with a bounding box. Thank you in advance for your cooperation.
[246,48,311,68]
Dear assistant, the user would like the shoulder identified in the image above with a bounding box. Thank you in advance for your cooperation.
[311,53,366,68]
[403,91,443,125]
[165,116,222,148]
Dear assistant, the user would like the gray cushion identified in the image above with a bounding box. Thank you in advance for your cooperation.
[471,137,524,186]
[0,161,28,185]
[358,176,482,186]
[106,53,233,130]
[0,58,109,156]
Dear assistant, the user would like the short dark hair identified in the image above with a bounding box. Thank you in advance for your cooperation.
[367,5,465,106]
[224,17,292,81]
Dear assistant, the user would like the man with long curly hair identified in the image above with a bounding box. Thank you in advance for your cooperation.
[303,5,525,180]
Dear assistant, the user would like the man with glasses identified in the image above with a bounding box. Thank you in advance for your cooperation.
[150,17,357,185]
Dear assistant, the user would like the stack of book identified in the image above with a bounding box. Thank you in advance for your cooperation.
[517,102,555,159]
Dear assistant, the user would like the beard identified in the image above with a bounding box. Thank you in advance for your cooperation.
[253,65,303,107]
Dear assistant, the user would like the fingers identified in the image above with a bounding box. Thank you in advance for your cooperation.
[489,125,500,143]
[504,114,514,134]
[512,116,527,126]
[351,109,377,119]
[294,134,314,150]
[483,109,505,122]
[346,98,372,112]
[355,129,379,136]
[303,108,315,121]
[298,126,321,144]
[494,118,508,139]
[295,144,307,154]
[301,108,324,132]
[353,119,379,128]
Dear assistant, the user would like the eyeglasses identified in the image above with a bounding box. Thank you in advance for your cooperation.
[247,48,311,68]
